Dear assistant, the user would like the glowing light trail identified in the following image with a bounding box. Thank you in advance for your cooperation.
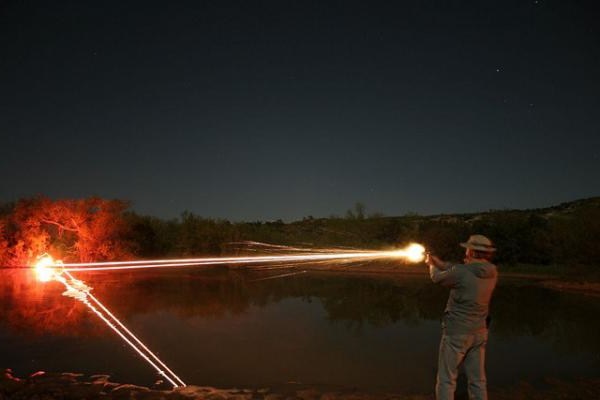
[54,243,426,272]
[63,271,187,388]
[59,273,184,387]
[251,270,308,282]
[33,256,186,388]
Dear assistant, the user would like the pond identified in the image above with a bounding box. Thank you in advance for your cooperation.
[1,266,599,395]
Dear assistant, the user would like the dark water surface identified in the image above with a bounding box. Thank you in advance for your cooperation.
[1,267,599,394]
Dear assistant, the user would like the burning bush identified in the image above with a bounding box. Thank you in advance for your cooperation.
[0,196,133,266]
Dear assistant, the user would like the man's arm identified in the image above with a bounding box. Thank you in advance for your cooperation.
[426,254,458,288]
[429,265,459,287]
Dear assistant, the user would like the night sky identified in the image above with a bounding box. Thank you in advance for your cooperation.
[1,1,599,221]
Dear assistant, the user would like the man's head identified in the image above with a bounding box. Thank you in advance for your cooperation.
[460,234,496,262]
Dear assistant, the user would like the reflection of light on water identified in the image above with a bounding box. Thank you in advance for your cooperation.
[11,261,600,393]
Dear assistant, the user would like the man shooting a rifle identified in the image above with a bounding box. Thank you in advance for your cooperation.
[426,235,498,400]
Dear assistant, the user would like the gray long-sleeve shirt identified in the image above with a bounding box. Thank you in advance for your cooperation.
[430,261,498,334]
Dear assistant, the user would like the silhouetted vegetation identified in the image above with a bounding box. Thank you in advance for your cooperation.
[124,196,600,270]
[1,196,599,270]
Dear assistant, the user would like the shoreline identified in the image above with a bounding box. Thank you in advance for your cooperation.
[3,370,600,400]
[290,264,600,297]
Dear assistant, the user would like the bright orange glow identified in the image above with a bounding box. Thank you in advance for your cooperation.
[34,254,59,282]
[393,243,426,263]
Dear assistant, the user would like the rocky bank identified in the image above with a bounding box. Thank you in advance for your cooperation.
[3,369,600,400]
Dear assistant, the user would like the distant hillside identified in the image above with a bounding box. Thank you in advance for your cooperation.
[533,196,600,215]
[379,196,600,224]
[271,196,600,265]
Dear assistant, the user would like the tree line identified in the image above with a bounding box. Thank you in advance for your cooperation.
[1,196,598,267]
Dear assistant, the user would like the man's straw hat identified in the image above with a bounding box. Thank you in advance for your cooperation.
[460,234,496,252]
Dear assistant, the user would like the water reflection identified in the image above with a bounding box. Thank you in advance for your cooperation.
[0,269,98,337]
[1,267,599,392]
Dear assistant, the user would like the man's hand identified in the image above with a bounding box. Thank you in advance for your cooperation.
[426,253,452,270]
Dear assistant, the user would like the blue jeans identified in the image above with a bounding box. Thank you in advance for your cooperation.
[436,331,488,400]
